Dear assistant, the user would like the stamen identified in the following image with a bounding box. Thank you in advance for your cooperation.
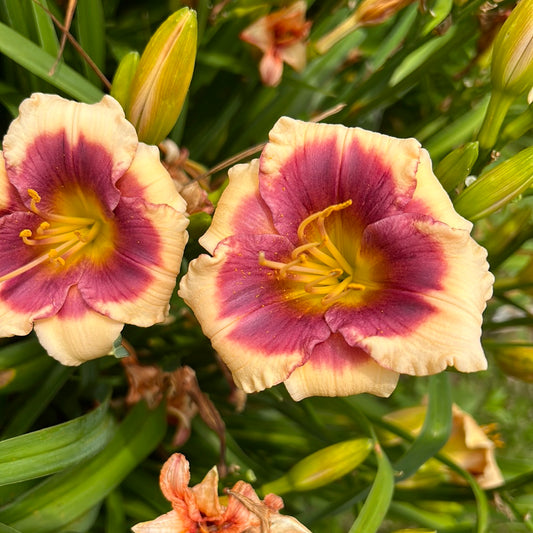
[0,190,103,284]
[257,199,367,306]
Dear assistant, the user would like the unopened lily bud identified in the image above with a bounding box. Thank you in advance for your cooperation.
[127,8,197,145]
[110,51,140,112]
[315,0,415,53]
[453,145,533,220]
[477,0,533,150]
[491,0,533,97]
[434,142,479,193]
[260,438,373,495]
[490,343,533,382]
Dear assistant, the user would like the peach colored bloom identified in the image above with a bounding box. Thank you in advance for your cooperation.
[240,1,311,87]
[0,93,188,365]
[179,117,493,400]
[131,453,309,532]
[384,404,504,489]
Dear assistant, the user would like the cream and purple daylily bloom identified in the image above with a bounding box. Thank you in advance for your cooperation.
[0,93,188,366]
[179,117,493,400]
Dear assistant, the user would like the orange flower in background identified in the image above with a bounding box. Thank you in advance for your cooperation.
[131,453,311,532]
[240,1,311,87]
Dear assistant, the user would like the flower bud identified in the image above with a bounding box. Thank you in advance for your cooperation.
[110,51,140,112]
[491,0,533,97]
[491,343,533,382]
[315,0,415,54]
[434,142,479,193]
[126,8,197,145]
[260,438,373,495]
[453,145,533,220]
[477,0,533,150]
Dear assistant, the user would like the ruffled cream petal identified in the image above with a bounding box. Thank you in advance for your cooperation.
[3,94,137,185]
[349,220,493,375]
[83,202,188,327]
[179,252,308,393]
[284,333,399,400]
[199,159,275,254]
[33,286,124,366]
[117,142,187,214]
[410,149,472,231]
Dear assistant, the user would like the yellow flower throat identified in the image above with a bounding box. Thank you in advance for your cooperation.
[0,189,105,283]
[259,200,365,305]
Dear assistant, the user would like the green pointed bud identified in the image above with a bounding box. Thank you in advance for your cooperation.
[477,0,533,150]
[453,145,533,220]
[260,438,373,495]
[127,8,197,145]
[489,343,533,383]
[434,142,479,193]
[491,0,533,97]
[110,51,140,112]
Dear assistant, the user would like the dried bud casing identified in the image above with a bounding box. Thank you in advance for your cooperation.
[127,8,197,145]
[260,438,373,495]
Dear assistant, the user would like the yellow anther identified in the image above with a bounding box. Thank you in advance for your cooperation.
[48,249,66,266]
[19,229,32,238]
[37,222,50,234]
[28,189,41,203]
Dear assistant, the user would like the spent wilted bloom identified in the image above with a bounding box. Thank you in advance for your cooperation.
[0,93,188,365]
[179,117,493,400]
[131,453,310,533]
[240,1,311,87]
[383,404,504,489]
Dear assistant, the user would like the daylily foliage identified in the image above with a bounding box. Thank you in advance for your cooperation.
[179,117,493,400]
[0,93,188,365]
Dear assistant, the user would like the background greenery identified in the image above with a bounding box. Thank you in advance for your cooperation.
[0,0,532,532]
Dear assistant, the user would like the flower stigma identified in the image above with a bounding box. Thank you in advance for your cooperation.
[0,188,109,283]
[259,200,365,305]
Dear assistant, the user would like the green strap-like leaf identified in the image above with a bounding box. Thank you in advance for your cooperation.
[348,443,394,533]
[393,373,452,481]
[0,21,103,102]
[0,401,167,533]
[0,399,114,486]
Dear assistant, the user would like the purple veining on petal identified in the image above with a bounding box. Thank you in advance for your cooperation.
[54,285,95,319]
[325,213,445,341]
[7,133,121,215]
[215,234,331,355]
[259,129,417,244]
[77,197,161,305]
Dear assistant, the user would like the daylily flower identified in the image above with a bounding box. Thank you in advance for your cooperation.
[0,93,188,366]
[383,404,504,489]
[179,117,493,400]
[131,453,310,533]
[240,1,311,87]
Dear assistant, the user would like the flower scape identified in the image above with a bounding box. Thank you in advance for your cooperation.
[179,117,494,400]
[0,93,188,365]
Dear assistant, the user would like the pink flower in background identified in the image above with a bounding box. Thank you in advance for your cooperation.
[240,1,311,87]
[131,453,306,533]
[179,117,493,400]
[0,93,188,365]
